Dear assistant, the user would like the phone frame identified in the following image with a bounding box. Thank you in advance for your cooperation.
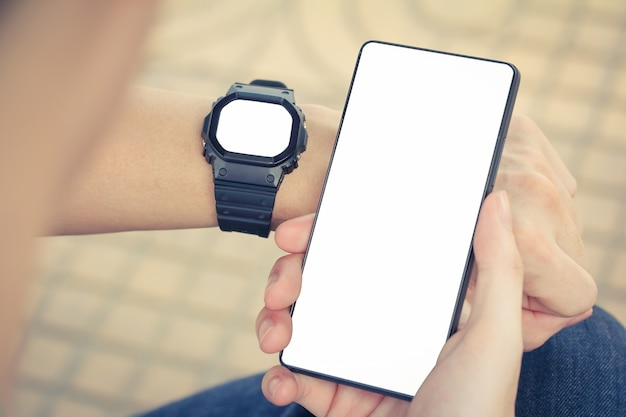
[280,40,520,400]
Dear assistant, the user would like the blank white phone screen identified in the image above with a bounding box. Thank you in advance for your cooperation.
[281,41,518,399]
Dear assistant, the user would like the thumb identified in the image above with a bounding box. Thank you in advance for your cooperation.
[410,191,524,417]
[469,190,524,339]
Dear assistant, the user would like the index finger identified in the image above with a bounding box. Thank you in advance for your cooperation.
[274,214,315,254]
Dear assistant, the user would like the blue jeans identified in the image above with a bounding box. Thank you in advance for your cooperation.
[136,306,626,416]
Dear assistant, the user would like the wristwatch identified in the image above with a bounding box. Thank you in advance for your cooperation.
[202,80,307,238]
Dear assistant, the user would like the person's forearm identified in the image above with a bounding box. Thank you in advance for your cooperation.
[50,87,338,235]
[49,87,216,234]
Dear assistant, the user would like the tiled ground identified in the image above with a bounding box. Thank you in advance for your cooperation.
[15,1,626,416]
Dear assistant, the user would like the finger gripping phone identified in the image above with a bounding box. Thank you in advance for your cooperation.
[280,40,520,400]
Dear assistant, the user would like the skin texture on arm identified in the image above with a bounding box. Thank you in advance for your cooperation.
[49,89,337,234]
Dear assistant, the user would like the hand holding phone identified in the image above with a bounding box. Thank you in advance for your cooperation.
[279,41,519,399]
[259,190,524,416]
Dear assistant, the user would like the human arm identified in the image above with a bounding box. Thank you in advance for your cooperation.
[49,88,338,235]
[258,191,524,416]
[0,0,340,407]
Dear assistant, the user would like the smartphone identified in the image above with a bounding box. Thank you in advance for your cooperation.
[280,40,519,400]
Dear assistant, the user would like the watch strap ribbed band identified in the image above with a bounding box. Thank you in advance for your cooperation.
[214,179,277,238]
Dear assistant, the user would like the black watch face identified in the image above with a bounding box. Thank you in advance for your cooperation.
[216,99,293,158]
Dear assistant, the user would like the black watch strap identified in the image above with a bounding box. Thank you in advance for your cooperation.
[250,79,287,89]
[214,179,277,238]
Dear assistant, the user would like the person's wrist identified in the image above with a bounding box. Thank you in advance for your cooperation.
[271,104,339,229]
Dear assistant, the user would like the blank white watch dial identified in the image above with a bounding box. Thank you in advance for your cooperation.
[216,99,293,157]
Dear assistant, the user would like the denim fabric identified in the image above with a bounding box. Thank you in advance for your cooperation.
[132,373,312,417]
[135,306,625,417]
[516,306,626,416]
